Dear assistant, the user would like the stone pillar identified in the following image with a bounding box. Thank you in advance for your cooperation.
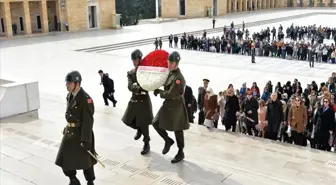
[40,0,49,33]
[293,0,297,7]
[243,0,248,10]
[238,0,243,11]
[227,0,231,13]
[233,0,237,12]
[302,0,307,6]
[3,1,13,37]
[249,0,252,9]
[23,1,32,34]
[263,0,266,8]
[313,0,317,6]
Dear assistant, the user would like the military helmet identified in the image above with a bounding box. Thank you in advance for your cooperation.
[65,71,82,83]
[131,49,143,60]
[168,51,181,63]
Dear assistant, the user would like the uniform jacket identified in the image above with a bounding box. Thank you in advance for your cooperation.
[184,85,194,122]
[288,104,307,133]
[122,69,153,127]
[55,88,97,171]
[153,68,189,131]
[101,74,114,93]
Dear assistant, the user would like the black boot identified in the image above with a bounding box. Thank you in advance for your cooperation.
[134,129,142,140]
[87,182,94,185]
[162,138,174,155]
[140,142,150,155]
[171,149,185,163]
[69,176,81,185]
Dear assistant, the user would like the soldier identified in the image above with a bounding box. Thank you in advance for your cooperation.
[55,71,97,185]
[122,49,153,155]
[152,51,189,163]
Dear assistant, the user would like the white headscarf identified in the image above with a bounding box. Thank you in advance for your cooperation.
[206,87,215,99]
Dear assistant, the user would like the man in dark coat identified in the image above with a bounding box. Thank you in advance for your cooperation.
[98,70,117,107]
[55,71,97,185]
[241,89,259,136]
[121,49,153,155]
[184,85,194,123]
[198,79,210,125]
[153,51,189,163]
[265,93,284,141]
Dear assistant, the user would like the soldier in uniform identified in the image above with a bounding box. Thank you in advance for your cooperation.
[251,42,256,63]
[122,49,153,155]
[55,71,97,185]
[152,51,190,163]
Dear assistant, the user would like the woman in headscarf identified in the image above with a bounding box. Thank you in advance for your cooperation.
[204,87,219,129]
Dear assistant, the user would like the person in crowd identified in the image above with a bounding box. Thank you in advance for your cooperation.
[241,89,259,136]
[218,91,227,126]
[204,87,219,129]
[288,96,307,146]
[257,99,267,138]
[184,85,195,123]
[314,97,335,151]
[198,79,210,125]
[224,87,240,132]
[266,93,284,141]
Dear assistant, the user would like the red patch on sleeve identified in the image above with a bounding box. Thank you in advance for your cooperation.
[87,99,93,104]
[175,80,180,84]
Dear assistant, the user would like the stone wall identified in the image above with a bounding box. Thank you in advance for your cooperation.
[186,0,212,17]
[98,0,115,29]
[66,0,87,32]
[161,0,178,18]
[29,1,42,33]
[9,2,24,34]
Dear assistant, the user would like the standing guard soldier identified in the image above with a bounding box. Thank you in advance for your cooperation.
[55,71,97,185]
[122,49,153,155]
[153,51,190,163]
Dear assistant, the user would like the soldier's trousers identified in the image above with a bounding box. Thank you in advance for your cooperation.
[128,119,150,143]
[152,121,184,149]
[63,166,95,182]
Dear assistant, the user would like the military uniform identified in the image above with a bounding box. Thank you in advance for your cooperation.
[55,71,96,185]
[122,49,153,155]
[153,51,189,163]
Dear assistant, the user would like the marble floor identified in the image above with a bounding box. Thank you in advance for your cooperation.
[1,8,336,185]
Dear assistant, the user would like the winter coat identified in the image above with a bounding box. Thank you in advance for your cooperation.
[266,100,284,133]
[288,104,307,133]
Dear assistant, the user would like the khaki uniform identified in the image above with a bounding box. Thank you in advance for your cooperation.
[153,68,189,131]
[55,88,96,180]
[122,69,153,142]
[153,68,189,150]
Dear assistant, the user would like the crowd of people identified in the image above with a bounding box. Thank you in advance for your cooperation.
[166,23,336,65]
[183,73,336,152]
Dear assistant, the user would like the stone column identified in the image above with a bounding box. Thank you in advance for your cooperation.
[23,1,32,34]
[303,0,307,6]
[3,1,13,37]
[263,0,266,8]
[293,0,297,7]
[238,0,243,11]
[243,0,248,10]
[40,0,49,33]
[249,0,252,9]
[233,0,237,12]
[227,0,231,13]
[313,0,317,6]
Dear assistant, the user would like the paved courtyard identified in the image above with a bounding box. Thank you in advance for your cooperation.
[1,8,336,185]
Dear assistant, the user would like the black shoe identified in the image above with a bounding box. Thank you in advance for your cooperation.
[113,101,117,107]
[171,150,185,163]
[162,138,174,155]
[105,104,109,106]
[141,142,150,155]
[87,182,94,185]
[134,130,142,140]
[69,177,81,185]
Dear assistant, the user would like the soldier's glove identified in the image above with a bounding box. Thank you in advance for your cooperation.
[81,142,91,150]
[153,89,163,96]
